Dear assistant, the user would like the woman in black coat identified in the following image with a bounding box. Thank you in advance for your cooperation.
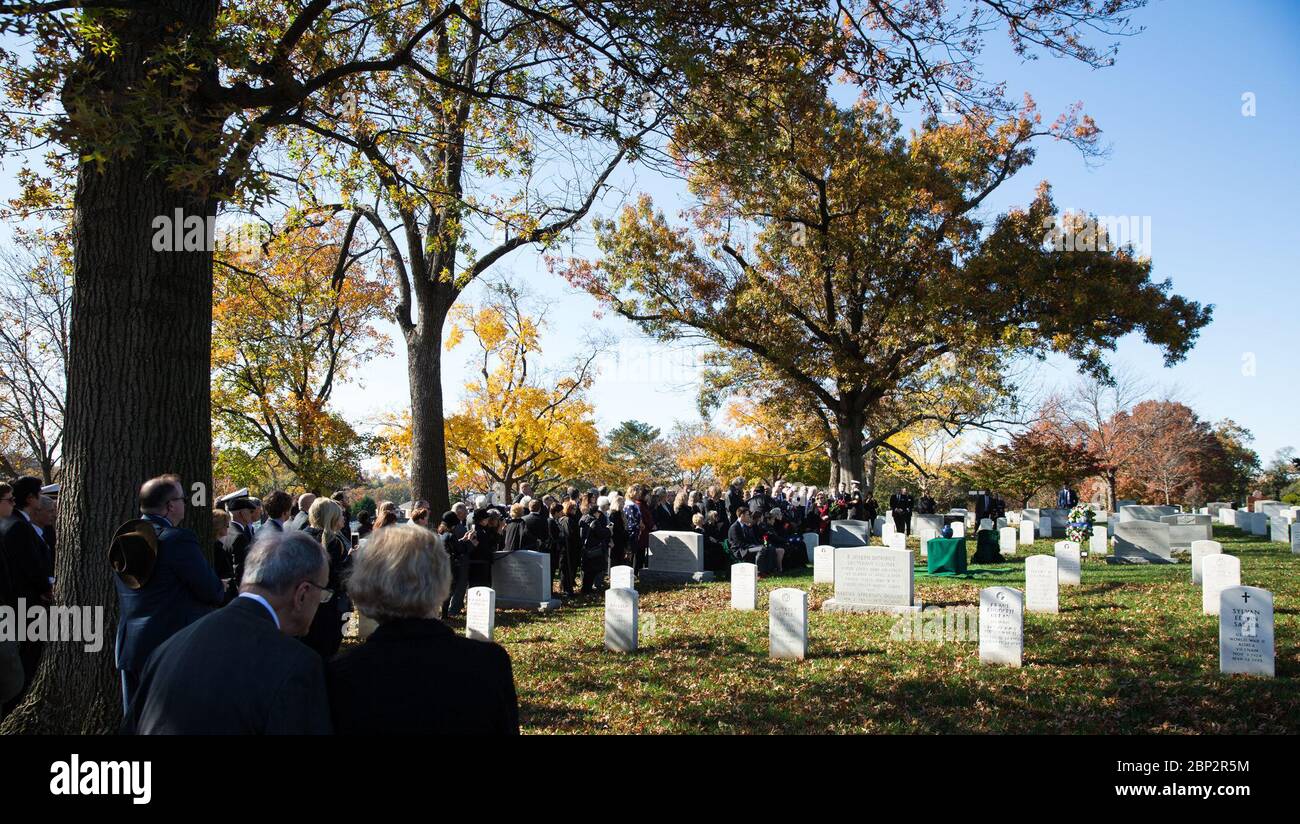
[502,503,527,553]
[579,504,612,593]
[608,494,628,568]
[466,509,499,588]
[327,525,519,735]
[560,500,582,597]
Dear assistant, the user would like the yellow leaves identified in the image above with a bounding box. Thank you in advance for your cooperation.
[444,323,465,352]
[443,284,605,489]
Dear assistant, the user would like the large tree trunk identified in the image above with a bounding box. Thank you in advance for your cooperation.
[406,295,453,515]
[1,2,219,735]
[834,408,866,489]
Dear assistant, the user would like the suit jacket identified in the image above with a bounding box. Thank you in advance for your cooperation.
[728,520,758,549]
[123,596,332,734]
[115,514,225,677]
[522,512,549,550]
[0,514,52,604]
[502,518,526,553]
[219,522,253,599]
[327,617,518,735]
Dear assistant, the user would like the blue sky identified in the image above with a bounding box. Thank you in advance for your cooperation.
[2,2,1293,467]
[332,0,1299,465]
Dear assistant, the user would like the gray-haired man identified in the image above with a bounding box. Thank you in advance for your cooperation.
[122,530,332,734]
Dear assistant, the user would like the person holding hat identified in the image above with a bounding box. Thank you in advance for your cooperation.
[113,474,224,713]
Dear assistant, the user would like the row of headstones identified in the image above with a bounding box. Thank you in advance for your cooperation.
[598,569,809,659]
[1191,540,1276,677]
[468,556,1274,678]
[1216,505,1298,548]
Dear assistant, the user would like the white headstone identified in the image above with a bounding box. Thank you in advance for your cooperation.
[604,587,639,653]
[610,565,635,591]
[1219,508,1237,527]
[1189,540,1222,585]
[813,545,835,583]
[1089,526,1108,556]
[831,519,873,547]
[465,586,496,642]
[999,526,1018,555]
[1293,526,1300,556]
[824,546,918,613]
[1054,541,1082,586]
[645,531,711,581]
[1247,512,1269,537]
[1269,517,1290,544]
[979,587,1024,667]
[769,588,808,661]
[1024,555,1059,614]
[950,521,965,538]
[1219,586,1273,677]
[917,528,935,557]
[731,562,757,610]
[888,532,906,553]
[881,519,896,543]
[1120,505,1179,523]
[491,550,560,610]
[1161,513,1214,548]
[1019,520,1035,546]
[978,518,994,532]
[912,514,943,537]
[1201,553,1241,616]
[1113,521,1173,563]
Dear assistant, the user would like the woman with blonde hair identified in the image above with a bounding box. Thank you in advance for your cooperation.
[326,525,519,734]
[302,497,348,660]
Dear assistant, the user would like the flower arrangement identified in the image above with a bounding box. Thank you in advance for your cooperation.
[1066,503,1095,545]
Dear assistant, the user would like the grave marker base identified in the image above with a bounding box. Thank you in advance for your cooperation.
[638,569,716,585]
[821,598,923,614]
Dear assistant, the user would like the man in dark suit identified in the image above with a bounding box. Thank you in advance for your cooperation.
[115,475,225,712]
[122,529,332,734]
[889,487,915,536]
[522,499,549,553]
[258,490,291,534]
[1,476,53,713]
[728,508,775,573]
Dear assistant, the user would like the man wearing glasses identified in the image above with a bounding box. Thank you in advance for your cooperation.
[123,529,332,734]
[114,475,225,712]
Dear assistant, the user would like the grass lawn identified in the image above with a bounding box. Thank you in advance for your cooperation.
[438,525,1299,734]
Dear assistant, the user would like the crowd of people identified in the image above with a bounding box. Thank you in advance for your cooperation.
[0,470,944,735]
